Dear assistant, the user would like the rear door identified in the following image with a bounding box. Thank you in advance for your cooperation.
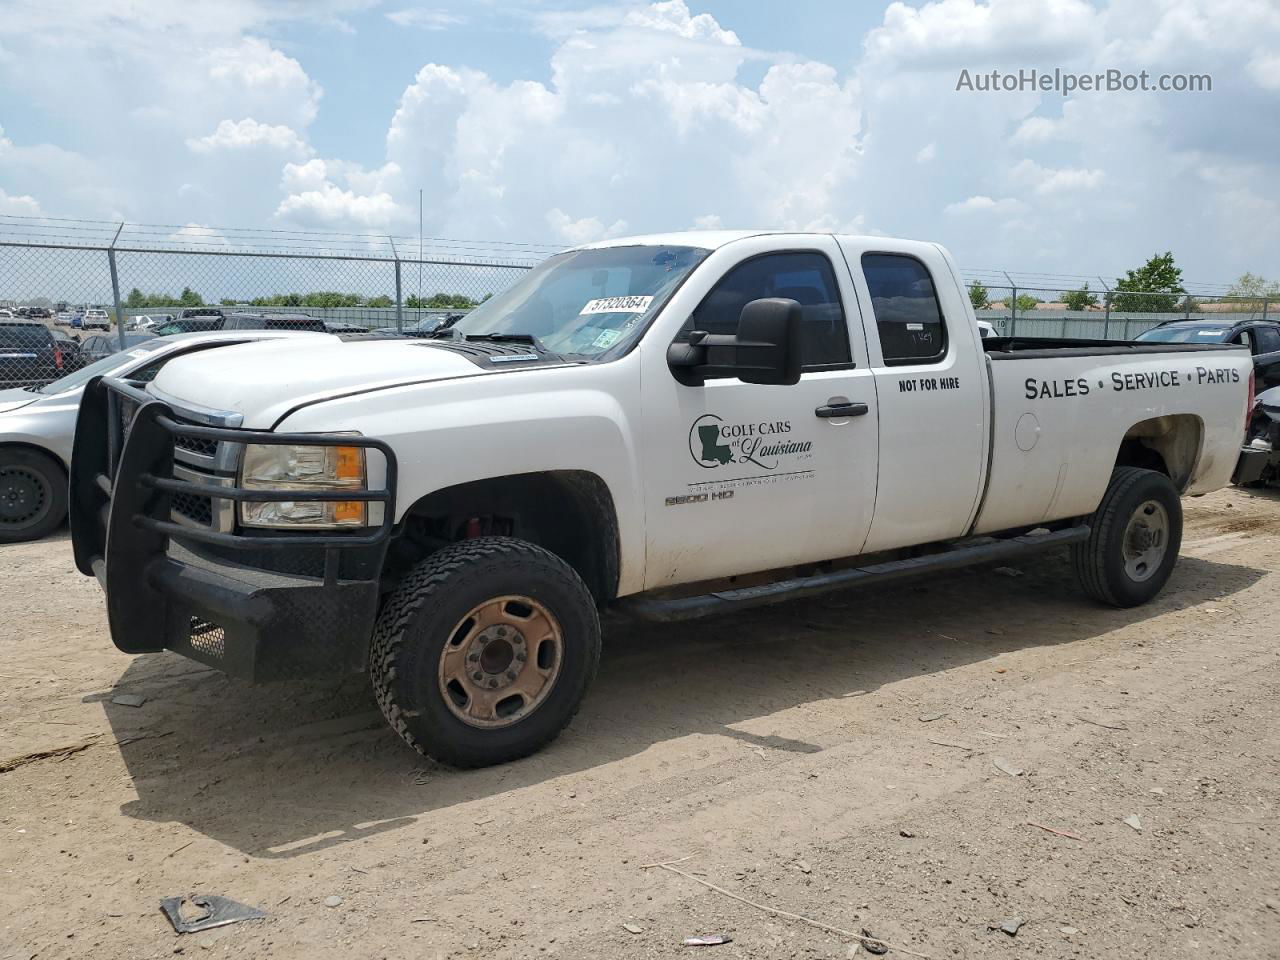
[836,238,988,551]
[639,235,880,589]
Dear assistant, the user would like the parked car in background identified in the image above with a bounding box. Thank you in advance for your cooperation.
[323,320,371,334]
[28,307,52,320]
[69,313,83,328]
[0,310,15,321]
[49,330,87,371]
[81,309,110,330]
[976,318,997,339]
[1233,384,1280,488]
[0,321,65,388]
[55,311,76,326]
[0,328,338,542]
[403,313,465,336]
[129,314,174,333]
[155,312,328,335]
[1136,319,1280,392]
[80,332,154,364]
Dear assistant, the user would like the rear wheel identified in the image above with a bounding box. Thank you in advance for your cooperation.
[1072,466,1182,607]
[370,537,601,768]
[0,448,67,543]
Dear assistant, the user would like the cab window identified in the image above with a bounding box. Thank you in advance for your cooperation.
[862,253,948,365]
[676,251,852,370]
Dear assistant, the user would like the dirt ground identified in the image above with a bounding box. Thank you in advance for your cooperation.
[2,488,1279,960]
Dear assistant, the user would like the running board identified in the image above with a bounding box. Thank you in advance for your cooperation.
[617,525,1090,622]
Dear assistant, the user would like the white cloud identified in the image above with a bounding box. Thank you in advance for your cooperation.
[692,213,723,230]
[1012,158,1104,195]
[0,187,42,215]
[275,182,403,226]
[865,0,1099,69]
[166,223,231,246]
[915,142,937,163]
[546,208,628,244]
[204,37,323,128]
[944,195,1024,216]
[186,118,313,156]
[385,9,465,30]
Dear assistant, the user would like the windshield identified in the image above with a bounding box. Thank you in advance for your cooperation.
[452,245,709,358]
[1135,325,1230,343]
[32,340,168,394]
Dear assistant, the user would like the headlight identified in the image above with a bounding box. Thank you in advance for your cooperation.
[239,443,368,528]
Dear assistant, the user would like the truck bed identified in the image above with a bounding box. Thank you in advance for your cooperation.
[983,336,1244,359]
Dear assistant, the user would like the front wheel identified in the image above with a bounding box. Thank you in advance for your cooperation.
[370,537,601,768]
[1071,466,1182,607]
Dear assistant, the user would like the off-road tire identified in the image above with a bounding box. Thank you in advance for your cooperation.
[0,447,67,543]
[370,536,601,768]
[1072,466,1182,608]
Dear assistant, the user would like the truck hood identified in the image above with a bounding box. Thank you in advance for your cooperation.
[150,338,487,428]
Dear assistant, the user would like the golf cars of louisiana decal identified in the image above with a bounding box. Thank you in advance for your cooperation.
[667,414,816,505]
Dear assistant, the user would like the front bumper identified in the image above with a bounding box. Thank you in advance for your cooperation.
[69,376,397,681]
[1232,445,1273,486]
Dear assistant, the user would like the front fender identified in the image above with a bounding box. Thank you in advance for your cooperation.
[275,362,646,594]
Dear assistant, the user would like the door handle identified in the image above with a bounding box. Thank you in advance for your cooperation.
[815,401,869,419]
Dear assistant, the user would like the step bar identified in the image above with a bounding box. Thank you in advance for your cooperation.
[617,525,1091,622]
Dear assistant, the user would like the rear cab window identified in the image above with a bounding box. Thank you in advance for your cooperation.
[861,253,948,366]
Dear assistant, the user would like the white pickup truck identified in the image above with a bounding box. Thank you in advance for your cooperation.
[70,231,1254,767]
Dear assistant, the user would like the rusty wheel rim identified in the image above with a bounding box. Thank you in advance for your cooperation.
[437,595,564,729]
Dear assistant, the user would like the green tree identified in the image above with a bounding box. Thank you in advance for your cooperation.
[125,287,146,308]
[1014,293,1040,312]
[1112,252,1184,312]
[1225,272,1280,310]
[178,287,204,307]
[1063,283,1098,311]
[968,282,989,310]
[366,294,394,308]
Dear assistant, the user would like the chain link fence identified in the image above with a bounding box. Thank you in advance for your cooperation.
[0,217,549,389]
[962,278,1273,340]
[2,216,1275,389]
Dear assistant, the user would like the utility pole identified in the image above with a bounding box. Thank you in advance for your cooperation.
[418,188,423,316]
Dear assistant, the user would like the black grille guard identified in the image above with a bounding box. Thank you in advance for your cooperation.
[70,375,398,656]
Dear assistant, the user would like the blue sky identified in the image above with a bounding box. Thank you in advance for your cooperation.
[1,0,1278,287]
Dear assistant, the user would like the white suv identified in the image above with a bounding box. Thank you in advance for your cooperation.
[82,309,110,330]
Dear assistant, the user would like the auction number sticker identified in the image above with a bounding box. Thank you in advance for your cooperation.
[579,295,653,315]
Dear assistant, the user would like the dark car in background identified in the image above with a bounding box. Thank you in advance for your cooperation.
[0,321,64,387]
[155,311,327,335]
[1136,319,1280,391]
[79,332,155,364]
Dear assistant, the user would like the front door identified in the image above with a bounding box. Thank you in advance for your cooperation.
[638,237,880,590]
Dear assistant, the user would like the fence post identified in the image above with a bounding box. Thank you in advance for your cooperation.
[107,222,126,350]
[1183,295,1191,320]
[1263,297,1270,322]
[389,237,403,334]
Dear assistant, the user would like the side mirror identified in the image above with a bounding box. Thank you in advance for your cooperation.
[667,297,802,386]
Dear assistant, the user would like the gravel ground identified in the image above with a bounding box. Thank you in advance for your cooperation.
[2,486,1278,959]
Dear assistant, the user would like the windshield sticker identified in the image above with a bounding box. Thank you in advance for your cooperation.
[580,295,653,315]
[592,329,622,349]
